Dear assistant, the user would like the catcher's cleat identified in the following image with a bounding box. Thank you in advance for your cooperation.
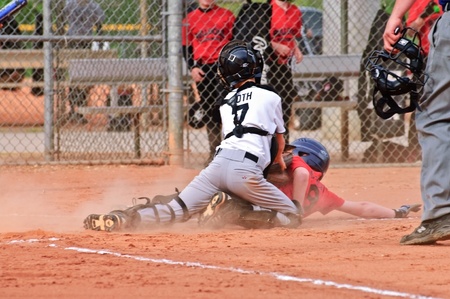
[400,213,450,245]
[198,191,238,229]
[83,213,125,232]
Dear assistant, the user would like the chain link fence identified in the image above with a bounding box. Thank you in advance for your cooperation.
[0,0,423,167]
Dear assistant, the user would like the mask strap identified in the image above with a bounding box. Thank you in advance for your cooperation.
[372,87,418,120]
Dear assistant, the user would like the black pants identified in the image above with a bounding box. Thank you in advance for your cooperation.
[195,63,226,160]
[357,9,393,141]
[67,41,92,114]
[267,62,297,141]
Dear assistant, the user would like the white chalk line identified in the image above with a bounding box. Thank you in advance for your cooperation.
[3,238,441,299]
[0,213,420,222]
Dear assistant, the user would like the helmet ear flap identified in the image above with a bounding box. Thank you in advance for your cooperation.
[217,65,231,91]
[252,45,264,83]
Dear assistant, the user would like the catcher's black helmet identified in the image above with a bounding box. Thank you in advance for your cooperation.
[288,137,330,180]
[217,40,263,90]
[365,27,428,119]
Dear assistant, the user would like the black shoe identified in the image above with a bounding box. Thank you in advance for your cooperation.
[83,213,125,232]
[400,214,450,245]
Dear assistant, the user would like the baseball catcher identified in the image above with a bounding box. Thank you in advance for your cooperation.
[84,40,302,232]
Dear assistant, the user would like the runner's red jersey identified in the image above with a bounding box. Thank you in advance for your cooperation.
[182,6,235,64]
[278,156,345,217]
[406,0,442,55]
[270,0,302,64]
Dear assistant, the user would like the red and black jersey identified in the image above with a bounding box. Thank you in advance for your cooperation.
[406,0,442,55]
[182,5,235,64]
[278,156,345,217]
[270,0,302,49]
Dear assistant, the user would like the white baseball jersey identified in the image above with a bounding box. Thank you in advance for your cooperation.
[219,83,286,168]
[137,82,299,225]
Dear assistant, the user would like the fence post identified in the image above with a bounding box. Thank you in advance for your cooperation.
[43,0,54,161]
[167,0,184,165]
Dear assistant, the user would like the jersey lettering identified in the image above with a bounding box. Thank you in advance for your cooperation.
[233,103,249,122]
[196,28,227,42]
[236,91,252,104]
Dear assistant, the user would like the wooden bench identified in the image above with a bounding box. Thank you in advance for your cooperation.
[0,49,118,69]
[291,54,361,79]
[0,49,118,88]
[291,54,361,161]
[68,57,166,85]
[77,106,163,159]
[71,58,167,158]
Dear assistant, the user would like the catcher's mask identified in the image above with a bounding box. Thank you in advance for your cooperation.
[287,137,330,180]
[217,40,263,91]
[365,27,428,119]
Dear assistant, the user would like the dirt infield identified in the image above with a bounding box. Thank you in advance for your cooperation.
[1,164,449,299]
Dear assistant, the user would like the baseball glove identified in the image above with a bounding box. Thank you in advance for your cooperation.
[266,152,293,186]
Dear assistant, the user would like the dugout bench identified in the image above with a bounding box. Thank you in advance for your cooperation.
[0,49,118,89]
[70,58,167,159]
[72,55,362,161]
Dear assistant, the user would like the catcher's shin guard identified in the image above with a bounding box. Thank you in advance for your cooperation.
[136,188,180,205]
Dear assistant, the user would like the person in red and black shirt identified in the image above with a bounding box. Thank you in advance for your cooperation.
[406,0,442,57]
[276,155,421,219]
[182,0,235,163]
[271,138,421,220]
[267,0,303,141]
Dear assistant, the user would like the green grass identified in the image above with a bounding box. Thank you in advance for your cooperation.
[220,0,323,14]
[3,0,322,59]
[5,0,323,27]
